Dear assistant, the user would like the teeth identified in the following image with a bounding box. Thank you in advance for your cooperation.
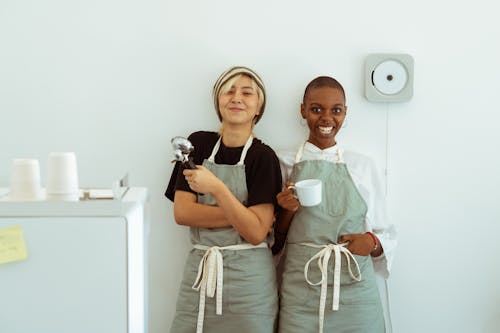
[319,126,333,134]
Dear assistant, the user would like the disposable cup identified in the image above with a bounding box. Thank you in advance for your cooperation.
[46,152,79,201]
[9,158,42,200]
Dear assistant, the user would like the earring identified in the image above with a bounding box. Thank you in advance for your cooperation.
[341,117,348,128]
[300,118,307,127]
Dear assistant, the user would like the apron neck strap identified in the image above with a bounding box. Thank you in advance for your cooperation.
[208,135,254,165]
[337,147,344,163]
[295,142,306,163]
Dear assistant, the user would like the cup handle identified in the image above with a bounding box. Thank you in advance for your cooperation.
[286,185,298,199]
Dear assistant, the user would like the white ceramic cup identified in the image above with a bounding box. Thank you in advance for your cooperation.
[288,178,322,207]
[46,152,79,201]
[9,158,43,200]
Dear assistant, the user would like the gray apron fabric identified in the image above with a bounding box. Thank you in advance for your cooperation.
[170,136,278,333]
[279,145,384,333]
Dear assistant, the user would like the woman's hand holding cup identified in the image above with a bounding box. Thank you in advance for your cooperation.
[277,182,300,213]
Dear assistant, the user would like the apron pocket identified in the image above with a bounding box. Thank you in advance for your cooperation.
[280,254,319,308]
[227,250,278,315]
[338,277,381,306]
[338,254,367,286]
[322,178,348,217]
[338,256,380,305]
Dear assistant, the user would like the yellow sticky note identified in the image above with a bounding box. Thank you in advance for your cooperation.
[0,226,28,264]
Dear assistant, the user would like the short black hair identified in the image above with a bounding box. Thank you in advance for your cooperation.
[303,76,346,104]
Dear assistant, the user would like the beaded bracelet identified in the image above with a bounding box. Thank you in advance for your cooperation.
[365,231,379,252]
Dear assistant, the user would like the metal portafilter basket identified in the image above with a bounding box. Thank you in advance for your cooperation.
[171,136,197,169]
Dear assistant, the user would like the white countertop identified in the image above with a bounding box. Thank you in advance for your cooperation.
[0,187,149,217]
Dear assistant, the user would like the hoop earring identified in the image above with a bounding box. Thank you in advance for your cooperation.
[341,117,348,128]
[300,118,307,127]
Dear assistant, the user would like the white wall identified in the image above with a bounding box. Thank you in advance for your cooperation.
[1,1,499,332]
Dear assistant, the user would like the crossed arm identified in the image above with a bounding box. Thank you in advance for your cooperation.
[173,165,275,245]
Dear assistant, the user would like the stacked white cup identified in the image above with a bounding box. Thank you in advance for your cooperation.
[46,152,80,201]
[8,159,43,200]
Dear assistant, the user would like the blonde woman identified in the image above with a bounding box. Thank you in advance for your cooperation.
[166,66,281,333]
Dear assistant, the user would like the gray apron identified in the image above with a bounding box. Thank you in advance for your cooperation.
[279,144,384,333]
[170,135,278,333]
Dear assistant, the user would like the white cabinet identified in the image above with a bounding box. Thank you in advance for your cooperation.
[0,188,149,333]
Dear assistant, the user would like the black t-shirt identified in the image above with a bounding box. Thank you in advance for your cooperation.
[165,131,282,207]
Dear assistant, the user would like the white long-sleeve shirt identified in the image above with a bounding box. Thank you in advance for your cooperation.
[277,142,397,278]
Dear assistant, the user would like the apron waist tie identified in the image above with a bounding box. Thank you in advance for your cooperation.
[191,242,268,333]
[301,242,362,333]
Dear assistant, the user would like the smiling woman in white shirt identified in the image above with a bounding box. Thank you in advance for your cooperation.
[272,76,397,333]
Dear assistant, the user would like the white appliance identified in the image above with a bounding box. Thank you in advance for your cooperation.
[0,187,149,333]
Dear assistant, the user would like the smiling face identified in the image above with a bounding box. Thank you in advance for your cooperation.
[301,86,347,149]
[218,75,260,128]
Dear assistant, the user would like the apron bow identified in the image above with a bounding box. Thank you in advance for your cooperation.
[302,242,362,333]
